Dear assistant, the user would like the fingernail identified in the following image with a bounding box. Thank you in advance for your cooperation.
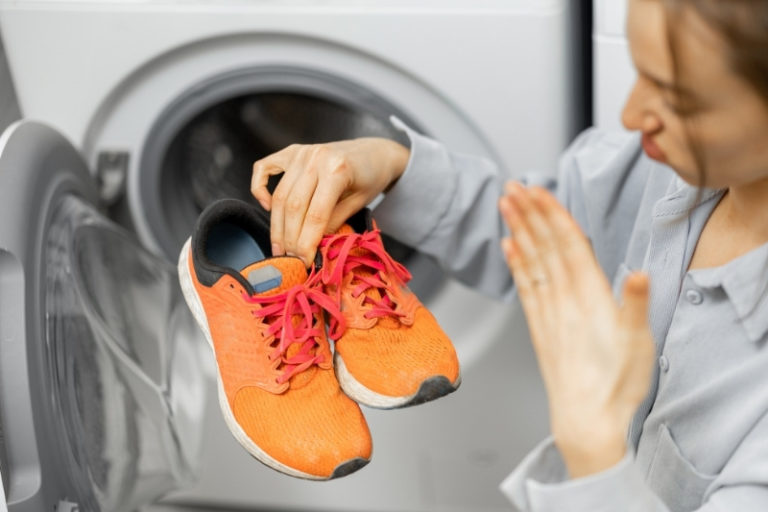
[272,243,282,256]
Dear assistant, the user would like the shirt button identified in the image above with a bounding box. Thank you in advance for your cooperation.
[685,289,704,305]
[659,355,670,372]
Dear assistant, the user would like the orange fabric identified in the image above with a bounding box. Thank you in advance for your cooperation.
[233,369,372,477]
[335,307,460,397]
[190,254,286,399]
[187,249,371,477]
[320,226,460,398]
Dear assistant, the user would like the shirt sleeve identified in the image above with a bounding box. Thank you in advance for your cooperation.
[373,116,519,301]
[501,412,768,512]
[373,116,644,301]
[499,439,666,512]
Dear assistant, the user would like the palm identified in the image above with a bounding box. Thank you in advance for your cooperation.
[499,183,655,477]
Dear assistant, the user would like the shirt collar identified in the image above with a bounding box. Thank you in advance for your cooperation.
[652,174,722,219]
[689,241,768,343]
[654,174,768,343]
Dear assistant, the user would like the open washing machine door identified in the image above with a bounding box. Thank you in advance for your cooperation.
[0,121,208,512]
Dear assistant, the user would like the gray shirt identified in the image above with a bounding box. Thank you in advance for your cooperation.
[374,119,768,512]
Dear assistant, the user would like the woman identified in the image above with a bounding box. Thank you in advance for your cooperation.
[250,0,768,510]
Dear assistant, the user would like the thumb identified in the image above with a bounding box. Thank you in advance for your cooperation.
[619,272,650,332]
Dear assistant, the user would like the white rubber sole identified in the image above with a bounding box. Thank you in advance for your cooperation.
[177,238,329,480]
[334,350,462,410]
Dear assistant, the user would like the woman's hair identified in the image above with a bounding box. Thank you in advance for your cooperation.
[663,0,768,187]
[690,1,768,99]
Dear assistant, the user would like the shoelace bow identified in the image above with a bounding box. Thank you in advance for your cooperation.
[310,229,412,332]
[243,273,344,384]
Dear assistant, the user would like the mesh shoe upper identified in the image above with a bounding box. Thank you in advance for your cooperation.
[311,209,461,407]
[179,198,371,479]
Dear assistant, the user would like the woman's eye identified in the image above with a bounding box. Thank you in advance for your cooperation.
[663,98,699,116]
[661,88,704,116]
[663,99,684,113]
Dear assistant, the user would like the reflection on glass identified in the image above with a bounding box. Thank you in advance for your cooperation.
[44,195,208,511]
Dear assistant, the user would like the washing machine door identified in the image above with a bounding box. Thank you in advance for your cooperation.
[0,121,208,512]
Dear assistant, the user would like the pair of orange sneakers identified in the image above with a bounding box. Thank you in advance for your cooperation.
[178,198,460,480]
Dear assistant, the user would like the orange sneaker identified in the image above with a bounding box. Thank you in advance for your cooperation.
[178,199,371,480]
[310,209,461,409]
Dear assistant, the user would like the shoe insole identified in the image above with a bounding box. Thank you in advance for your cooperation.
[206,222,266,271]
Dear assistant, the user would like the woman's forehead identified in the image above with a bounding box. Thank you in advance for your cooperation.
[628,0,730,96]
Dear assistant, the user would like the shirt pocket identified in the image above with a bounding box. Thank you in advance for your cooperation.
[646,424,717,512]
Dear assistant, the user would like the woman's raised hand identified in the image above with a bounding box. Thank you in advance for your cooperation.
[251,137,410,266]
[499,182,655,478]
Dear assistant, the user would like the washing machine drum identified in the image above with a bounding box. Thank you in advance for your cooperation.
[0,121,208,512]
[133,84,444,301]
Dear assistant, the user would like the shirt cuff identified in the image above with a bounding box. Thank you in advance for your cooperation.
[372,116,459,247]
[500,437,649,512]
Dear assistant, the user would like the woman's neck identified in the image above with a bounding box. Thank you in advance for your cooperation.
[687,178,768,270]
[723,178,768,243]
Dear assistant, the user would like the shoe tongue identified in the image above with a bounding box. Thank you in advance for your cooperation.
[336,224,355,235]
[240,257,321,388]
[333,224,400,328]
[240,257,307,296]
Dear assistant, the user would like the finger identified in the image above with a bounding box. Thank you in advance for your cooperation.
[500,194,558,353]
[619,272,650,332]
[501,237,547,347]
[499,187,538,268]
[501,184,553,296]
[501,237,539,315]
[532,187,609,291]
[281,169,320,260]
[294,174,351,265]
[269,158,305,256]
[501,236,538,300]
[509,185,571,292]
[251,147,294,210]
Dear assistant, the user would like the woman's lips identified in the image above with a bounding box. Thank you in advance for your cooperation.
[641,133,668,163]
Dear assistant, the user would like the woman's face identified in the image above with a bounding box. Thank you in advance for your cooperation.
[622,0,768,189]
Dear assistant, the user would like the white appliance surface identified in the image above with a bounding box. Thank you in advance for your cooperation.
[0,1,581,510]
[593,0,634,131]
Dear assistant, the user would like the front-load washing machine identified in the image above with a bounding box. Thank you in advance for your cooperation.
[0,120,211,512]
[0,1,586,510]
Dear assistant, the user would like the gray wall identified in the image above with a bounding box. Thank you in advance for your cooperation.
[0,29,21,133]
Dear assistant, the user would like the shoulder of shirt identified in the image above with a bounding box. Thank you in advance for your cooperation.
[561,127,643,178]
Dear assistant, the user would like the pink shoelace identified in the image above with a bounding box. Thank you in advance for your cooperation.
[310,228,412,332]
[243,274,344,384]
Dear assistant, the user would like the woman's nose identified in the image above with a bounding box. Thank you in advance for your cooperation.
[621,78,662,133]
